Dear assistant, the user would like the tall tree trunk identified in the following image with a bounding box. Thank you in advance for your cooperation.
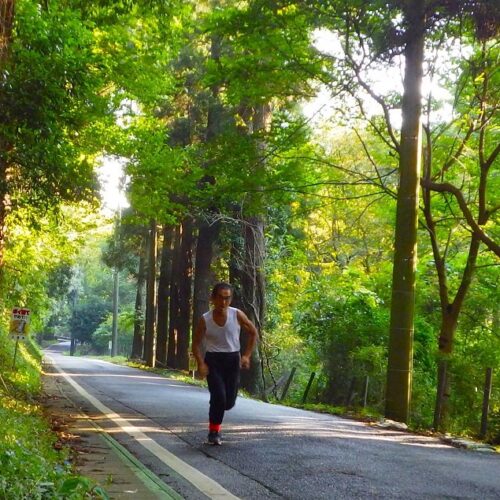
[131,240,146,359]
[433,235,481,428]
[192,221,219,334]
[144,219,157,367]
[240,215,265,394]
[385,1,425,423]
[0,0,14,64]
[239,103,271,395]
[438,236,480,352]
[167,225,181,368]
[191,31,223,337]
[156,225,174,366]
[0,0,14,270]
[176,217,194,371]
[228,220,244,310]
[423,41,496,428]
[206,33,223,141]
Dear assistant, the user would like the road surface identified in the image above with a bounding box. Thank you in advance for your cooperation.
[44,343,500,499]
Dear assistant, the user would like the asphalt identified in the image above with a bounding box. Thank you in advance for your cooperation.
[41,345,500,500]
[42,358,182,499]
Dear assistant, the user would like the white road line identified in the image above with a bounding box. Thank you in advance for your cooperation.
[46,355,240,500]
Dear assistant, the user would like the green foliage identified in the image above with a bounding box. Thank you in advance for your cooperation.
[101,210,146,274]
[57,476,109,499]
[70,301,110,345]
[202,1,321,105]
[0,205,96,332]
[0,329,104,499]
[92,307,136,355]
[294,274,389,406]
[489,408,500,445]
[1,0,109,216]
[0,392,64,499]
[291,401,382,422]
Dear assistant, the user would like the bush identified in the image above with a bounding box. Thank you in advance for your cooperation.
[92,308,135,356]
[294,276,389,407]
[69,301,110,345]
[0,330,106,498]
[0,394,69,499]
[488,408,500,445]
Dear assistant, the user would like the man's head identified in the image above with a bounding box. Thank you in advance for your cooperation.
[211,282,233,310]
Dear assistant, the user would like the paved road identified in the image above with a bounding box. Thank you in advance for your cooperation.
[44,344,500,499]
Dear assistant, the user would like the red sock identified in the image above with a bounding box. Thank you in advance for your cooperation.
[209,423,221,433]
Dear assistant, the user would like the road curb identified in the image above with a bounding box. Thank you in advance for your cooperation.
[374,419,498,454]
[441,435,497,453]
[93,422,184,499]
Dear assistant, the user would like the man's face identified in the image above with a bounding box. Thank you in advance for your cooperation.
[212,289,232,310]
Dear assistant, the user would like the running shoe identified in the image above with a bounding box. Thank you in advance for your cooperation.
[207,431,222,445]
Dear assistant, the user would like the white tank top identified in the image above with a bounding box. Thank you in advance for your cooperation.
[203,307,241,353]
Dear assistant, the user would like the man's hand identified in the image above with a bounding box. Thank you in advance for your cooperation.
[197,361,209,378]
[240,354,251,369]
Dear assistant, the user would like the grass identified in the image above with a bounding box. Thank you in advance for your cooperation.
[0,331,108,499]
[286,401,383,422]
[83,353,207,387]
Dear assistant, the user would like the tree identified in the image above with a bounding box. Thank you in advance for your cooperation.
[156,225,174,365]
[298,0,499,423]
[420,37,499,428]
[385,0,425,423]
[70,301,109,345]
[0,0,107,267]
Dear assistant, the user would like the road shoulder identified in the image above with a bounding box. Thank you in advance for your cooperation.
[41,361,182,499]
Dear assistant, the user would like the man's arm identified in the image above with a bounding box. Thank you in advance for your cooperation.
[192,316,209,377]
[237,309,259,369]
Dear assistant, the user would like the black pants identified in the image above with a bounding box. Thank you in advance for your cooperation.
[205,351,240,425]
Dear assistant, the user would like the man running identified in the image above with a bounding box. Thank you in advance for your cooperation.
[192,282,258,445]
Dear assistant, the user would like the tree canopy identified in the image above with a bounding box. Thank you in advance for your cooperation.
[0,0,498,441]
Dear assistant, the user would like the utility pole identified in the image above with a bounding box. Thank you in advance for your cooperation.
[111,264,119,356]
[111,176,124,357]
[69,288,77,356]
[144,219,157,367]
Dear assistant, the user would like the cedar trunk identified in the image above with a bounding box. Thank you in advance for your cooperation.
[191,31,223,334]
[167,225,181,367]
[131,241,146,359]
[238,103,271,395]
[192,221,219,338]
[0,1,14,64]
[156,225,174,366]
[175,217,194,370]
[240,215,265,395]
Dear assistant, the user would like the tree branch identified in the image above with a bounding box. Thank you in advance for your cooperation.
[353,128,397,199]
[422,179,500,257]
[484,142,500,172]
[346,58,401,153]
[433,121,474,181]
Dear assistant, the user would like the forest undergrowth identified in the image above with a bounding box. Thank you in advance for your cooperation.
[0,329,108,499]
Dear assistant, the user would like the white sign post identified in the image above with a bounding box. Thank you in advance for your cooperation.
[10,307,31,370]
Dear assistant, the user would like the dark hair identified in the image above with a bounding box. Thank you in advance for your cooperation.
[211,282,233,298]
